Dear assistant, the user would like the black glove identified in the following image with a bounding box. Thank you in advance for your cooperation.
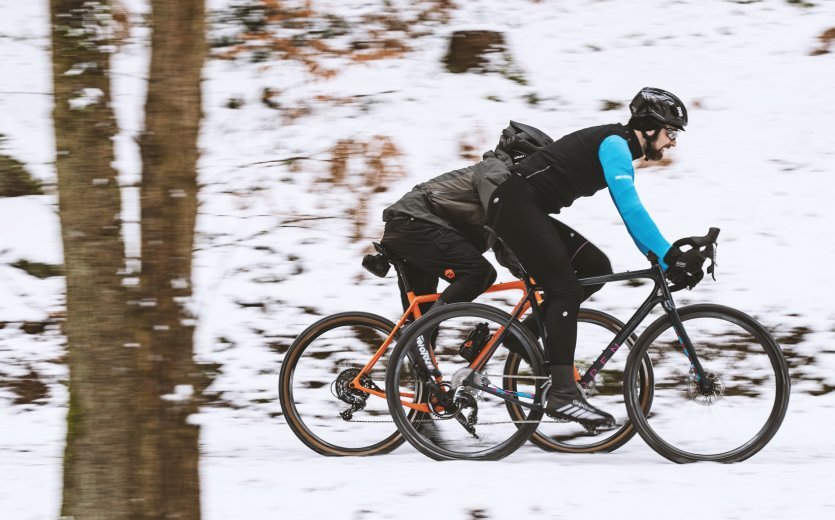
[663,246,705,289]
[492,238,526,279]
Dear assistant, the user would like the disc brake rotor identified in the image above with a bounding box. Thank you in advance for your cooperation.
[688,370,725,406]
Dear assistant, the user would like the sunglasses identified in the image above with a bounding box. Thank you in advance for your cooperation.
[665,127,679,141]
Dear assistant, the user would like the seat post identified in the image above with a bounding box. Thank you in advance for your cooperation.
[373,242,414,294]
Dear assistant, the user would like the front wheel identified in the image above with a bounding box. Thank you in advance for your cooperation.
[623,304,790,463]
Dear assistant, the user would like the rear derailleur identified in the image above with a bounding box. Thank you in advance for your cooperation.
[331,367,379,421]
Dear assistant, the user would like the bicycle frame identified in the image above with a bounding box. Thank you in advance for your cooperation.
[350,279,533,412]
[469,261,712,410]
[351,252,712,415]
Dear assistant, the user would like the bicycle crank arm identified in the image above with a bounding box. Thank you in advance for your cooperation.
[455,414,479,439]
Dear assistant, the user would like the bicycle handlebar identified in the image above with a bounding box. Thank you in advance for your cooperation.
[672,227,720,251]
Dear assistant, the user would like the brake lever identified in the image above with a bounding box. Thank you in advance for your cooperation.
[704,244,718,281]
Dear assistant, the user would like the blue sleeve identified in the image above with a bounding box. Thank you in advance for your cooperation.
[599,135,672,270]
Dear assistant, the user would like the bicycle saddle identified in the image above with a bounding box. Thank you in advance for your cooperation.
[363,242,396,278]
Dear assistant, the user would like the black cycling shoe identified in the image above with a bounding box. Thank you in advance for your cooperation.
[541,365,615,429]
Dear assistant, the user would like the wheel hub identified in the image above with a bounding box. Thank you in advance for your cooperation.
[688,370,725,406]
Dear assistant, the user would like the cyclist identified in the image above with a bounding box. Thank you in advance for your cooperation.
[377,123,616,379]
[378,122,541,317]
[483,87,705,428]
[379,122,613,314]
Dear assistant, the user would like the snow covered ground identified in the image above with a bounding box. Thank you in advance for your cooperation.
[2,0,835,518]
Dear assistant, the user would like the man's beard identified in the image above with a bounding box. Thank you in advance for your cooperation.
[645,141,665,161]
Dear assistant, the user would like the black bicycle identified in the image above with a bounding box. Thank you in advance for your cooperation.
[385,228,791,462]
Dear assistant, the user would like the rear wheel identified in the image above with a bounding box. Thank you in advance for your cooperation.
[279,312,423,456]
[505,308,654,453]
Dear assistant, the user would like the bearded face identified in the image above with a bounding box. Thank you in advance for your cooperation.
[644,128,676,161]
[645,138,666,161]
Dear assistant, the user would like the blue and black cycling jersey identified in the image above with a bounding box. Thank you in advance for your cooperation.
[513,123,672,269]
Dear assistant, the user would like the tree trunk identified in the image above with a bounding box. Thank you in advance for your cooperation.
[50,1,137,518]
[136,1,205,518]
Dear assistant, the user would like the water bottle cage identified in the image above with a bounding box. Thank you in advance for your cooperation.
[458,322,491,363]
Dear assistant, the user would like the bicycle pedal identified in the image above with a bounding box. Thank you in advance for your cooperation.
[455,414,479,439]
[582,420,616,434]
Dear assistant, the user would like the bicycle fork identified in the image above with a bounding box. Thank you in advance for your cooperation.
[660,283,712,395]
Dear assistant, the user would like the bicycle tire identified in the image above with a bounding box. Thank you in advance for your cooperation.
[505,308,654,453]
[623,304,790,463]
[386,302,546,461]
[279,312,422,456]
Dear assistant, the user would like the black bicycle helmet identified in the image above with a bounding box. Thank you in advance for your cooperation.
[495,120,555,164]
[629,87,688,130]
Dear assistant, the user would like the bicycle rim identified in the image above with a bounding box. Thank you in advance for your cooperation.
[625,304,790,463]
[507,309,653,453]
[386,303,545,461]
[279,312,422,456]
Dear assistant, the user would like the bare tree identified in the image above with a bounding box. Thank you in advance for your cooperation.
[135,1,206,518]
[52,0,206,517]
[50,1,137,518]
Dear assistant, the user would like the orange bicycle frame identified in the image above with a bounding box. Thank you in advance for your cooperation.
[350,280,536,412]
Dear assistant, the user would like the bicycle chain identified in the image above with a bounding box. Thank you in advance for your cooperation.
[344,418,562,424]
[331,364,552,424]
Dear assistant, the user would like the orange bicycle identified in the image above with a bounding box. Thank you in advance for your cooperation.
[278,243,652,456]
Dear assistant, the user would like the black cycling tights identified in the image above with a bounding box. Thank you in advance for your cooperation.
[381,217,497,316]
[488,174,612,366]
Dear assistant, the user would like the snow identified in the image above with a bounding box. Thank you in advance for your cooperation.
[199,404,835,520]
[2,0,835,518]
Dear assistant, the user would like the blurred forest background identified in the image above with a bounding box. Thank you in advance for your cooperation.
[1,1,834,518]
